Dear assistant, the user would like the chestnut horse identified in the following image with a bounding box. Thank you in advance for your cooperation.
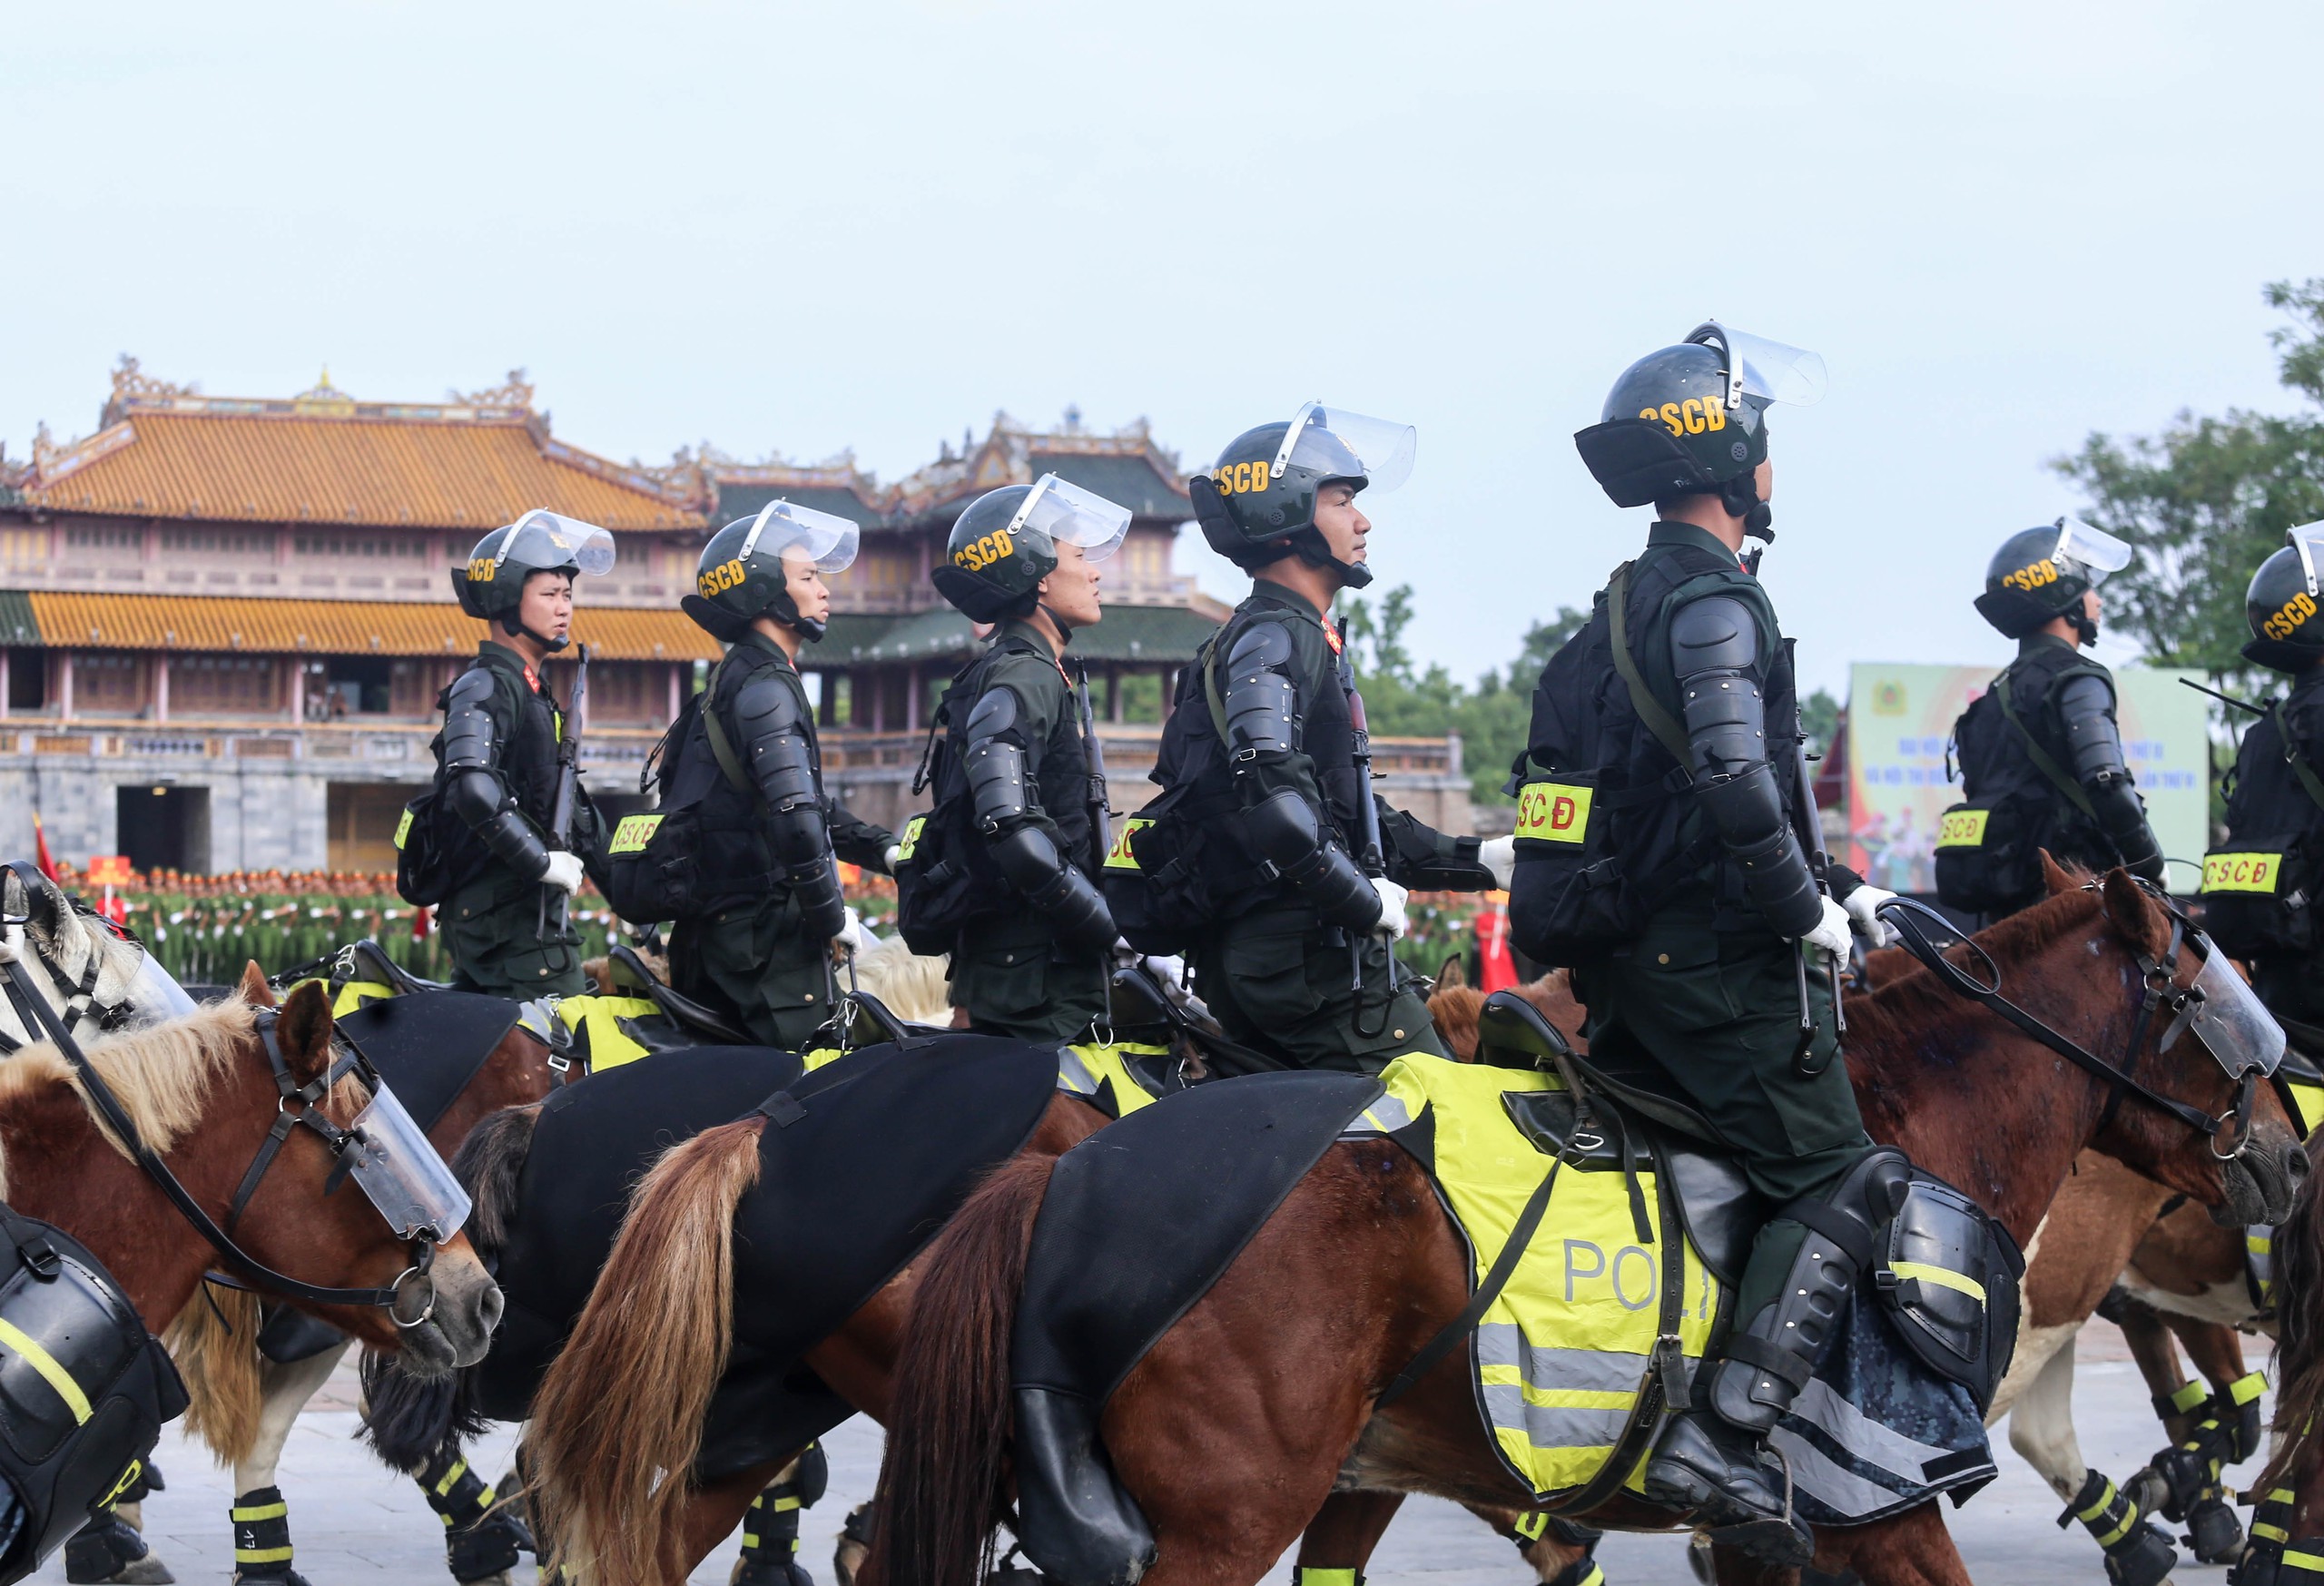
[871,869,2306,1586]
[0,963,500,1368]
[2232,1159,2324,1577]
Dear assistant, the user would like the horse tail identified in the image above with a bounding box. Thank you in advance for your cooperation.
[872,1151,1058,1586]
[2262,1152,2324,1490]
[360,1100,541,1471]
[162,1286,265,1463]
[528,1113,769,1586]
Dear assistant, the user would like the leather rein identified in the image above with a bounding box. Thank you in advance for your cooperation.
[0,941,440,1325]
[1876,891,2261,1164]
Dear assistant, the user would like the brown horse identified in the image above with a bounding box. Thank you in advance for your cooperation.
[1,963,500,1368]
[870,868,2306,1586]
[162,975,558,1583]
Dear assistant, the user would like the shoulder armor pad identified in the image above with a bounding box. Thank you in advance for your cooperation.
[1228,620,1295,674]
[1669,596,1760,675]
[733,670,803,737]
[2054,672,2115,715]
[446,665,498,709]
[965,686,1019,742]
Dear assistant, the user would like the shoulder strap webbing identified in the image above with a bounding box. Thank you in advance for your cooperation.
[698,659,754,800]
[2274,700,2324,817]
[1605,563,1695,771]
[1202,635,1230,742]
[1993,673,2100,821]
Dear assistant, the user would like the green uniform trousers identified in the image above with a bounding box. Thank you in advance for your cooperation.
[949,915,1110,1042]
[442,870,585,1000]
[669,893,836,1052]
[1193,907,1446,1076]
[1571,918,1870,1318]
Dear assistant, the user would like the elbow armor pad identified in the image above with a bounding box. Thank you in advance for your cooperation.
[989,825,1117,949]
[440,668,500,774]
[1673,598,1821,935]
[448,771,548,879]
[734,673,844,932]
[963,689,1033,831]
[1224,624,1297,763]
[2057,675,2164,880]
[1243,787,1383,932]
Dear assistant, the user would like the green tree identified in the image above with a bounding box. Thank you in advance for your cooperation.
[2054,279,2324,691]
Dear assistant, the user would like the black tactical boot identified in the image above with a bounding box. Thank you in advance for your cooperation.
[1642,1410,1805,1563]
[733,1445,827,1586]
[418,1445,529,1582]
[228,1486,308,1586]
[64,1515,172,1585]
[2059,1470,2175,1586]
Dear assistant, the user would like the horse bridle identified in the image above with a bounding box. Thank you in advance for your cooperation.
[1877,889,2266,1166]
[0,911,137,1056]
[0,945,444,1327]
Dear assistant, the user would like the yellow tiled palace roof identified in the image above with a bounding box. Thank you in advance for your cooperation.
[22,368,703,533]
[28,592,722,663]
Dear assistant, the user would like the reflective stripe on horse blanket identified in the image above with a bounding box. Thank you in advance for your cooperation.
[332,991,522,1135]
[1012,1070,1386,1586]
[486,1034,1067,1482]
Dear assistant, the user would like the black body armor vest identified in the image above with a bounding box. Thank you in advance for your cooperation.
[1952,643,2117,875]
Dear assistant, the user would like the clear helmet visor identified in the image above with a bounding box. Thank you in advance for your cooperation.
[2178,950,2285,1079]
[343,1085,472,1240]
[736,500,861,574]
[2051,517,2133,581]
[1009,474,1131,562]
[1687,323,1828,408]
[2288,520,2324,596]
[122,949,197,1023]
[1275,403,1417,495]
[503,511,617,577]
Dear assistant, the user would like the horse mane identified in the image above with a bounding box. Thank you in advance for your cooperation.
[852,934,952,1024]
[2261,1163,2324,1486]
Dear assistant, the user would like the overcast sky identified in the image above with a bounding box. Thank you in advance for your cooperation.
[7,1,2322,697]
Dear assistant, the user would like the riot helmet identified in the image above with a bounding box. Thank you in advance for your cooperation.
[683,500,861,644]
[1972,518,2132,643]
[1573,322,1826,540]
[1188,403,1416,589]
[2243,521,2324,673]
[931,473,1131,626]
[453,510,615,652]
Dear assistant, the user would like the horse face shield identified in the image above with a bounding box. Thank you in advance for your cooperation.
[340,1086,471,1242]
[2167,945,2286,1082]
[122,951,196,1024]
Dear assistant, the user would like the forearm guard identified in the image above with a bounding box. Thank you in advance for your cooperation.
[737,673,845,934]
[446,770,549,881]
[1244,787,1383,932]
[2057,674,2165,882]
[989,825,1117,949]
[1695,766,1824,936]
[2090,773,2167,882]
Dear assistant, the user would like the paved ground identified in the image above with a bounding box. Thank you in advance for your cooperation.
[26,1322,2264,1584]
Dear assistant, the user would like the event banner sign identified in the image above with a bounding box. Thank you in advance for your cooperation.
[1844,661,2209,894]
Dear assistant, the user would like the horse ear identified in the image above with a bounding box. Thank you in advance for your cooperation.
[240,962,279,1010]
[2100,868,2171,962]
[2041,850,2081,895]
[275,980,337,1083]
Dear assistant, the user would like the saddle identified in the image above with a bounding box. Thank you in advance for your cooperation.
[607,944,754,1047]
[340,940,452,998]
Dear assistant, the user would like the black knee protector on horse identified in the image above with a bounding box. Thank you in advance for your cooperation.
[229,1485,306,1584]
[2058,1471,2176,1586]
[2233,1485,2310,1586]
[418,1448,525,1584]
[1709,1148,1912,1433]
[2186,1492,2246,1565]
[776,1441,829,1509]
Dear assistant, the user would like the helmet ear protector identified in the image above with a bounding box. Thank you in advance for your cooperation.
[930,562,1036,625]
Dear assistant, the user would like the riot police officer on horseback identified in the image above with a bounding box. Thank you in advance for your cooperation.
[894,474,1131,1040]
[1512,323,1908,1564]
[1935,518,2165,919]
[416,511,615,999]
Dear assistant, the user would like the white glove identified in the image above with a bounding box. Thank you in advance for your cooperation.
[1842,883,1900,947]
[882,842,904,873]
[538,851,586,895]
[832,906,866,959]
[1799,895,1853,964]
[1478,835,1516,891]
[1370,877,1412,941]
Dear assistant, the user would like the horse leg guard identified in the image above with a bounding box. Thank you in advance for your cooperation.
[418,1446,527,1583]
[2057,1471,2175,1586]
[2232,1487,2316,1586]
[833,1502,873,1586]
[2187,1490,2247,1565]
[229,1486,307,1586]
[734,1447,826,1586]
[1503,1512,1606,1586]
[64,1515,172,1585]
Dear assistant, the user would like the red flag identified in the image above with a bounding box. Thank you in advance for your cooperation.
[411,904,432,941]
[29,813,57,884]
[1477,891,1518,994]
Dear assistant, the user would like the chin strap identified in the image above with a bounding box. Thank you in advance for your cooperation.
[1293,529,1373,590]
[1719,475,1775,542]
[497,616,569,654]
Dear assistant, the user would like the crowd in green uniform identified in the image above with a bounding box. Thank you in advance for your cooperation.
[359,322,2324,1576]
